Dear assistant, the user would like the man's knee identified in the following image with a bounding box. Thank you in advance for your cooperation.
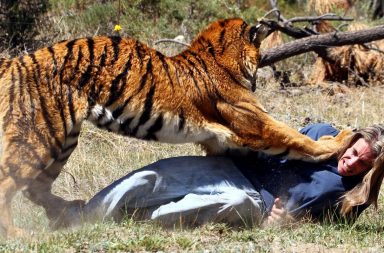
[218,189,266,225]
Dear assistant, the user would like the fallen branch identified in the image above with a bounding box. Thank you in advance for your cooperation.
[259,25,384,67]
[286,13,353,24]
[154,38,190,47]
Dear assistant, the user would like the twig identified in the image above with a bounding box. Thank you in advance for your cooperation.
[154,39,190,47]
[268,0,287,22]
[261,8,281,20]
[286,13,353,23]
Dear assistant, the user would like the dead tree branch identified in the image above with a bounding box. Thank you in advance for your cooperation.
[259,25,384,68]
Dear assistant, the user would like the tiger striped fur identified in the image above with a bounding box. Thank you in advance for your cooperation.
[0,18,351,237]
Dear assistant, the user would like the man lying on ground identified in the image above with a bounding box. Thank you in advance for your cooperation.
[70,123,384,228]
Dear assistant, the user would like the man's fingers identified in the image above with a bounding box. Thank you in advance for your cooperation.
[274,198,283,208]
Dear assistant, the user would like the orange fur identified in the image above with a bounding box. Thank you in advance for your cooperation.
[0,18,350,237]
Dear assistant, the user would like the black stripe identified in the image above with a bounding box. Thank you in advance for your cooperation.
[144,114,163,140]
[47,46,58,76]
[62,141,78,154]
[91,45,108,103]
[135,41,143,67]
[60,40,76,83]
[239,62,252,80]
[219,29,225,48]
[182,52,216,110]
[3,68,16,128]
[172,63,183,87]
[188,51,209,72]
[240,21,248,38]
[208,43,215,57]
[97,107,106,121]
[78,38,95,90]
[178,110,185,131]
[0,60,11,80]
[74,46,84,72]
[131,85,156,136]
[65,46,83,127]
[204,41,245,90]
[111,100,129,119]
[218,20,226,27]
[105,53,132,106]
[120,117,134,134]
[99,45,108,68]
[19,58,36,121]
[156,52,174,89]
[109,36,122,64]
[180,55,204,97]
[56,41,75,136]
[57,93,68,138]
[28,54,53,150]
[30,55,63,154]
[183,51,226,123]
[15,62,27,118]
[68,130,80,138]
[138,58,152,92]
[31,52,66,144]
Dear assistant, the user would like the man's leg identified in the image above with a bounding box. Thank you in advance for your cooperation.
[150,187,266,228]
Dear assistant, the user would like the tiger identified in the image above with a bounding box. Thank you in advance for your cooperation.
[0,18,351,237]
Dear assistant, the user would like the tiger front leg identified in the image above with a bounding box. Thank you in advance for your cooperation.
[216,99,350,162]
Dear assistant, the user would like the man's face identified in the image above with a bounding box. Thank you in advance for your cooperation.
[338,138,376,176]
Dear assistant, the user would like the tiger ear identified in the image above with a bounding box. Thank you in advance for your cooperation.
[249,23,272,47]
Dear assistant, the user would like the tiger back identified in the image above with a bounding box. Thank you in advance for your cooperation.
[0,18,351,237]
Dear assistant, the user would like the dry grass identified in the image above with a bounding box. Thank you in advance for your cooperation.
[309,21,384,87]
[260,31,284,50]
[306,0,353,15]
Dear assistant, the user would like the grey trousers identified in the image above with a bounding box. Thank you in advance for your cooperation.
[83,156,267,228]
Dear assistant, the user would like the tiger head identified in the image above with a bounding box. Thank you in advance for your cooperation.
[189,18,272,92]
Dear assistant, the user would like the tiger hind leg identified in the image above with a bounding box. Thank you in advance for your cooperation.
[22,163,85,230]
[0,124,83,237]
[23,128,85,230]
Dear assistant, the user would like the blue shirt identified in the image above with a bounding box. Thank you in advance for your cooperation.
[233,123,365,220]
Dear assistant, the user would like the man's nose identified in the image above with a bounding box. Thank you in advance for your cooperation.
[346,156,359,167]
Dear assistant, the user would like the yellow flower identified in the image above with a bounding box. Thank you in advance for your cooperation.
[114,24,122,32]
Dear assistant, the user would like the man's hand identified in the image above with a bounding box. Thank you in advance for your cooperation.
[263,198,294,227]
